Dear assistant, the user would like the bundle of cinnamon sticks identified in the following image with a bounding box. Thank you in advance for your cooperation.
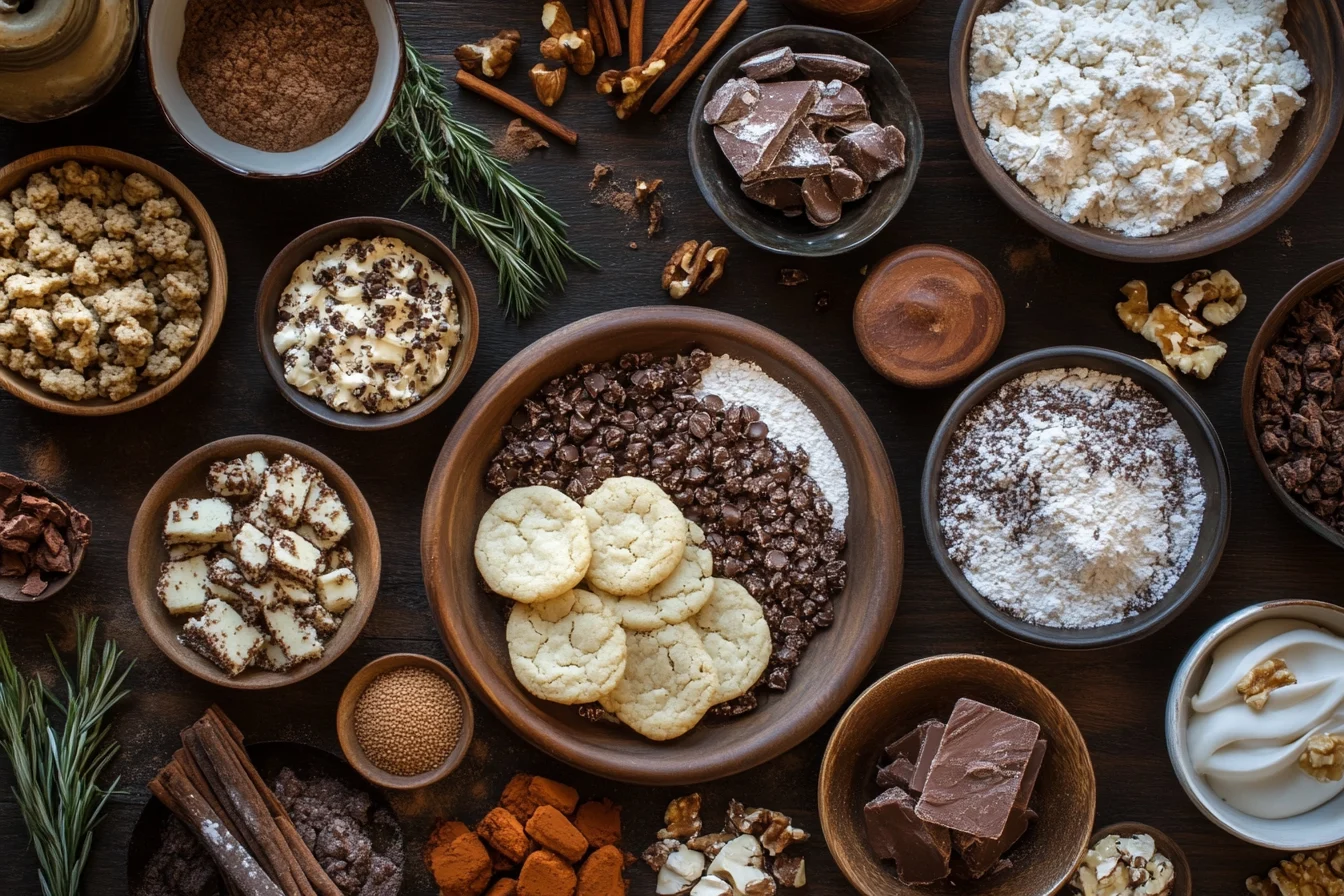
[150,707,340,896]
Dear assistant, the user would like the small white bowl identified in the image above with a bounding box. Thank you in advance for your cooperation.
[1166,599,1344,849]
[144,0,403,178]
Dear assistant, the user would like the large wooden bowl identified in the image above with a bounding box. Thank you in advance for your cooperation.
[819,654,1096,896]
[128,435,381,689]
[0,146,227,414]
[421,307,902,785]
[949,0,1344,262]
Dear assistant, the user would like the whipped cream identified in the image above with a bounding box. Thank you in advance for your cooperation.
[273,236,460,414]
[1188,619,1344,819]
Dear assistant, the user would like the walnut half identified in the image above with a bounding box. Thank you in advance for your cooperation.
[1172,268,1247,326]
[1139,304,1228,380]
[1237,657,1297,710]
[662,241,729,299]
[454,30,521,79]
[1300,733,1344,782]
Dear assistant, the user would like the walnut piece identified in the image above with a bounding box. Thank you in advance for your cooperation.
[1139,303,1228,379]
[1247,845,1344,896]
[541,2,596,76]
[1237,658,1297,710]
[658,793,703,840]
[530,64,568,107]
[597,59,669,119]
[635,179,663,203]
[1299,733,1344,782]
[1172,268,1247,326]
[1116,279,1150,333]
[662,241,729,299]
[454,30,521,79]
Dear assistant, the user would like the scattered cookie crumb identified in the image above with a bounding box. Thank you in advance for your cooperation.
[589,164,666,235]
[629,242,638,250]
[779,268,808,287]
[589,163,612,191]
[815,290,831,312]
[648,197,664,237]
[494,119,549,163]
[1005,238,1051,274]
[1278,227,1293,248]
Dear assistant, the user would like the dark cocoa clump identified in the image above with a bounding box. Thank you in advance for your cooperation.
[486,349,847,713]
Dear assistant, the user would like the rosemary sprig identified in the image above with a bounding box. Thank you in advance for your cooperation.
[0,614,132,896]
[379,42,596,320]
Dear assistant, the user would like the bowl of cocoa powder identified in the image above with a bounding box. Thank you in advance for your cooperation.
[145,0,404,177]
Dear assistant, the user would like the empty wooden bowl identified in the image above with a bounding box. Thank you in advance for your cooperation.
[1083,822,1192,896]
[818,654,1096,896]
[0,480,87,603]
[255,216,479,431]
[336,653,475,790]
[0,146,227,415]
[421,306,902,785]
[949,0,1344,261]
[780,0,922,33]
[128,434,381,689]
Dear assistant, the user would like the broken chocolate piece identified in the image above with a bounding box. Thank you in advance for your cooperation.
[743,180,803,211]
[740,46,795,80]
[748,123,832,183]
[793,52,870,82]
[0,551,26,577]
[834,123,906,183]
[877,757,916,789]
[715,80,820,178]
[810,81,868,122]
[20,568,46,596]
[829,167,867,202]
[908,720,945,793]
[864,786,951,886]
[801,176,841,228]
[954,808,1037,879]
[703,77,761,125]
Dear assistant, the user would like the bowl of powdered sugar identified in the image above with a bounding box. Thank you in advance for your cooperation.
[922,347,1230,649]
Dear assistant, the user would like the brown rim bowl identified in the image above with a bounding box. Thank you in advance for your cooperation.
[818,654,1096,896]
[336,652,476,790]
[779,0,922,33]
[949,0,1344,262]
[0,146,227,415]
[1242,256,1344,551]
[144,0,404,178]
[128,434,381,689]
[255,216,479,431]
[421,306,902,785]
[0,480,87,603]
[1083,823,1192,896]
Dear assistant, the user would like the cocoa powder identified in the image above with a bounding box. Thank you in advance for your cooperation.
[177,0,377,153]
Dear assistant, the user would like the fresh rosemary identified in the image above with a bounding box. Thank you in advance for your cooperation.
[0,614,132,896]
[379,42,595,320]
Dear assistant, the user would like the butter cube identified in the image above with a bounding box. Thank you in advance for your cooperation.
[261,456,318,528]
[269,529,322,587]
[181,599,265,676]
[264,603,324,662]
[163,497,234,544]
[303,481,352,544]
[316,567,358,614]
[156,556,212,616]
[207,452,266,498]
[233,522,271,583]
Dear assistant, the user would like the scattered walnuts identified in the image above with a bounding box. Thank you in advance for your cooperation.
[1116,280,1150,333]
[1141,303,1228,380]
[454,30,521,79]
[597,58,669,119]
[1172,268,1247,326]
[1247,843,1344,896]
[662,240,728,299]
[541,2,596,76]
[530,64,568,107]
[1237,657,1297,710]
[658,793,703,840]
[1115,270,1245,379]
[1299,733,1344,783]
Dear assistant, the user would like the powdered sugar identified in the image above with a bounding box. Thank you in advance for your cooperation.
[938,368,1205,628]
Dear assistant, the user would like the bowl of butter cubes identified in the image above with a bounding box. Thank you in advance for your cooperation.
[128,434,381,688]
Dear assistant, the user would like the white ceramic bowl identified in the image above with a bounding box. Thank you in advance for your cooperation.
[1166,599,1344,849]
[144,0,403,178]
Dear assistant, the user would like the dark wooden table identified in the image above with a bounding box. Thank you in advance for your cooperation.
[3,1,1343,893]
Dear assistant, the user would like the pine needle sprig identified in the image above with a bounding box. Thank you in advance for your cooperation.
[379,42,596,320]
[0,614,132,896]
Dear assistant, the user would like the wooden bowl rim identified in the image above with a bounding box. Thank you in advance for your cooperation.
[254,216,480,431]
[421,305,902,784]
[921,346,1231,649]
[127,434,382,689]
[947,0,1344,262]
[335,652,476,790]
[1240,255,1344,552]
[0,479,87,603]
[0,145,228,415]
[1085,822,1193,896]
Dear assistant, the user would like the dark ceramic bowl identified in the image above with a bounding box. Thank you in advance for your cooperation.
[0,481,87,604]
[1241,256,1344,552]
[921,347,1231,649]
[689,25,923,257]
[1081,823,1192,895]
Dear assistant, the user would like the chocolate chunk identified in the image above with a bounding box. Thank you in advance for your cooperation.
[0,550,26,577]
[20,568,46,597]
[715,80,820,178]
[877,757,916,788]
[743,179,803,212]
[704,77,761,124]
[739,47,795,80]
[0,514,41,544]
[41,523,64,554]
[829,167,867,202]
[908,720,944,793]
[914,699,1042,839]
[884,723,931,762]
[21,494,67,526]
[68,509,91,547]
[801,176,841,228]
[834,123,906,183]
[954,807,1037,879]
[864,786,951,886]
[811,81,868,121]
[794,52,870,82]
[33,542,71,574]
[748,123,832,183]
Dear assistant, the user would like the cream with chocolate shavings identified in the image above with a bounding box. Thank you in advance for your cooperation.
[273,236,460,414]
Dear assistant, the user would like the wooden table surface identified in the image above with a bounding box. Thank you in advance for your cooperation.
[3,1,1343,893]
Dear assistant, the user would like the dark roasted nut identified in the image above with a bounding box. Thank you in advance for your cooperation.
[455,29,521,79]
[659,793,703,840]
[642,838,678,872]
[771,854,806,888]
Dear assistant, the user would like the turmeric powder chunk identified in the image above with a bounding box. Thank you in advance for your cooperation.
[425,831,493,896]
[518,850,578,896]
[578,845,628,896]
[526,805,589,863]
[479,806,533,864]
[573,800,622,850]
[486,880,518,896]
[529,776,580,815]
[501,773,542,822]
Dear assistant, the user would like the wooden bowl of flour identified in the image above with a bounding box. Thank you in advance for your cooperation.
[949,0,1344,262]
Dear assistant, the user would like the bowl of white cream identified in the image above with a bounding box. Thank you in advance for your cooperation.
[1167,600,1344,849]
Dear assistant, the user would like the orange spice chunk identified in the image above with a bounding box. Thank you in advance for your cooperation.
[501,773,542,822]
[479,806,532,864]
[487,880,518,896]
[529,776,580,815]
[527,805,589,863]
[573,800,622,850]
[578,845,628,896]
[425,829,493,896]
[518,850,578,896]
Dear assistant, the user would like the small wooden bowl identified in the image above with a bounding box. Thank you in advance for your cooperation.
[1083,823,1192,896]
[336,653,475,790]
[689,26,923,258]
[1241,256,1344,552]
[422,306,902,785]
[780,0,922,33]
[949,0,1344,262]
[819,654,1096,896]
[0,481,87,603]
[127,435,381,689]
[255,217,479,431]
[0,146,227,415]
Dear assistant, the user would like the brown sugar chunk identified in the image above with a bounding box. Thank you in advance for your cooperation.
[518,850,578,896]
[573,800,622,849]
[486,880,518,896]
[577,845,628,896]
[526,805,589,864]
[529,776,580,815]
[479,806,532,864]
[426,831,493,896]
[501,773,542,822]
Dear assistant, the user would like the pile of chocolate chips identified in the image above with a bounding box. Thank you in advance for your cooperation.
[485,349,847,713]
[1254,284,1344,533]
[0,472,90,597]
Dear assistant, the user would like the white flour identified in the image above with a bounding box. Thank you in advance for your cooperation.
[695,355,849,528]
[969,0,1311,236]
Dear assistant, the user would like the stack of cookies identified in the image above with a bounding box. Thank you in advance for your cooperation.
[474,476,772,741]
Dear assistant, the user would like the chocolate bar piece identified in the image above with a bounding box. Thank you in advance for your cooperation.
[811,81,868,122]
[703,77,760,125]
[740,46,795,80]
[908,720,945,793]
[749,123,832,183]
[864,786,951,886]
[714,80,820,178]
[794,52,870,82]
[955,808,1037,879]
[830,167,867,202]
[801,176,841,228]
[879,719,942,789]
[743,179,803,212]
[915,699,1042,839]
[877,757,916,788]
[834,122,906,183]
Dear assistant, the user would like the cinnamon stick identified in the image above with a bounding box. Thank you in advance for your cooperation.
[454,71,579,146]
[653,0,713,60]
[588,5,607,57]
[180,736,282,887]
[652,0,749,113]
[594,0,623,57]
[174,748,264,874]
[612,0,630,28]
[665,27,699,65]
[629,0,646,65]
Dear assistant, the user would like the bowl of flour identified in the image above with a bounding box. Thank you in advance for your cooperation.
[949,0,1343,261]
[922,347,1230,649]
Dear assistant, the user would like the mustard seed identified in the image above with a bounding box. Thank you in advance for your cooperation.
[354,666,463,776]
